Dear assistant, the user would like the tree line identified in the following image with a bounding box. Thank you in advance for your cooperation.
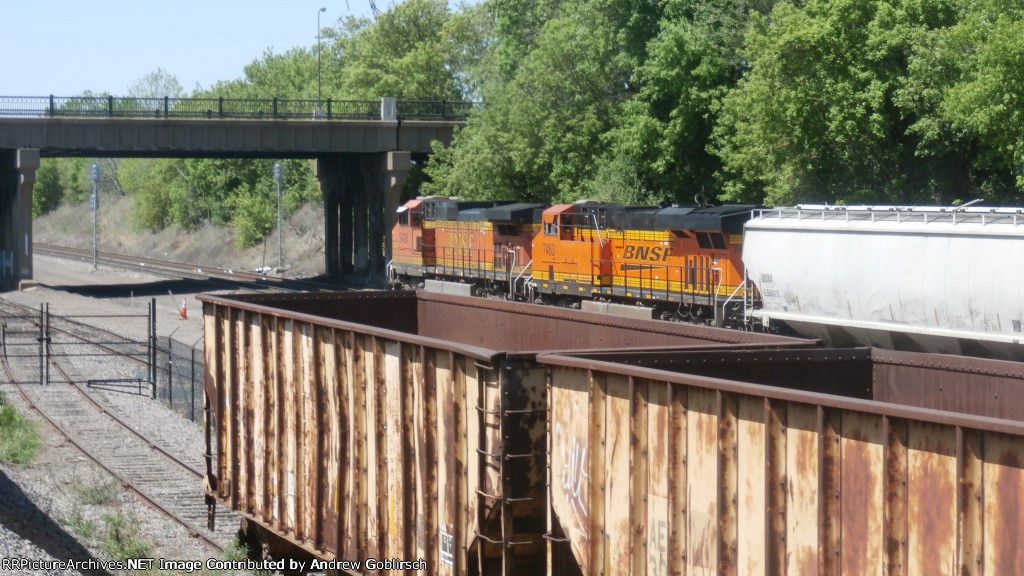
[35,0,1024,245]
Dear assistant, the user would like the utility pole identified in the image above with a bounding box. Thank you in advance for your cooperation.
[273,162,284,270]
[91,164,100,270]
[317,7,327,117]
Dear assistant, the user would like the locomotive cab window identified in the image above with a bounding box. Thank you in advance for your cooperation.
[695,232,727,250]
[398,212,409,226]
[544,222,558,236]
[496,224,518,237]
[411,213,423,227]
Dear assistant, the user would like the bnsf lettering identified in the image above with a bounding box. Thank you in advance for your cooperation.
[622,245,670,262]
[449,233,475,248]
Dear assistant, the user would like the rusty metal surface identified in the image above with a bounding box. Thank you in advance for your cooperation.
[540,353,1024,436]
[546,347,1024,425]
[203,302,514,574]
[543,350,1024,576]
[209,290,420,333]
[414,290,811,351]
[200,292,499,362]
[573,348,876,399]
[871,348,1024,420]
[201,289,814,357]
[202,290,1024,575]
[202,293,560,575]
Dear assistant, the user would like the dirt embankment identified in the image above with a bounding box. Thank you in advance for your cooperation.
[33,195,328,278]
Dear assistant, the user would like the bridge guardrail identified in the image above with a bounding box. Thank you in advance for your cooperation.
[0,96,475,121]
[396,99,477,120]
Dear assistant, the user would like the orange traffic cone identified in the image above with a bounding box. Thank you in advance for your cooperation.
[179,299,188,320]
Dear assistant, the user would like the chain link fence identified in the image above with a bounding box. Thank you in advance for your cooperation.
[0,299,204,425]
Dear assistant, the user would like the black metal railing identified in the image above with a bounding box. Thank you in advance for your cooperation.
[0,95,476,121]
[0,298,205,424]
[154,335,204,423]
[396,99,477,120]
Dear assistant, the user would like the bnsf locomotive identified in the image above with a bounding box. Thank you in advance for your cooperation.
[390,198,1024,361]
[389,197,757,326]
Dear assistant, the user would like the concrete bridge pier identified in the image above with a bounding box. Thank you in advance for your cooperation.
[0,149,39,290]
[317,151,410,283]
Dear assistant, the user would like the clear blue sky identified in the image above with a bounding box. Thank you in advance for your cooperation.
[0,0,382,97]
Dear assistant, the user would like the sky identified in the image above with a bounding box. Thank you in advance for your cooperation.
[0,0,383,97]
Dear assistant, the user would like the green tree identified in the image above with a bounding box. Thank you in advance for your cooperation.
[711,0,962,206]
[59,158,91,204]
[602,0,774,205]
[229,182,275,248]
[915,0,1024,198]
[32,158,92,215]
[32,161,63,217]
[327,0,480,100]
[127,67,184,98]
[128,159,179,231]
[212,48,318,100]
[478,0,567,85]
[425,1,642,202]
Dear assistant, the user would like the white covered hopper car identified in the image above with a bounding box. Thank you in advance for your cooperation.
[743,204,1024,360]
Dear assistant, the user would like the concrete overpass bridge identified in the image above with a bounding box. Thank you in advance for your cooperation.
[0,95,470,289]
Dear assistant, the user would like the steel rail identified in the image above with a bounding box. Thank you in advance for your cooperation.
[47,358,204,480]
[0,304,227,553]
[35,243,275,283]
[35,243,339,292]
[0,360,224,554]
[2,300,152,373]
[1,300,202,478]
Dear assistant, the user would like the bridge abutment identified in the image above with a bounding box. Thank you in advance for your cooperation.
[317,151,410,283]
[0,148,38,290]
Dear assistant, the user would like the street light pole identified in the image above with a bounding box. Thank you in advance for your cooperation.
[317,7,327,115]
[90,164,100,270]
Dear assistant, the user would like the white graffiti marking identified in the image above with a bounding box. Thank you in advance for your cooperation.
[554,421,589,539]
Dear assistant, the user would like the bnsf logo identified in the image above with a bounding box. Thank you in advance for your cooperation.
[622,245,670,262]
[449,232,475,248]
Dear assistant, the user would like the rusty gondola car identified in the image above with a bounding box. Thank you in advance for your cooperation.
[198,290,809,575]
[201,290,1024,575]
[541,347,1024,575]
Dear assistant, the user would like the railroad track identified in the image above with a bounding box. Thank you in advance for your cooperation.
[35,242,340,292]
[0,305,237,554]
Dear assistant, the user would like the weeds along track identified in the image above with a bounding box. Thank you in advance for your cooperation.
[0,302,237,554]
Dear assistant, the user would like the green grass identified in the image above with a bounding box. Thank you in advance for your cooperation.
[66,507,99,541]
[223,535,251,562]
[0,393,42,465]
[100,512,152,561]
[128,536,267,576]
[222,536,272,576]
[73,477,121,505]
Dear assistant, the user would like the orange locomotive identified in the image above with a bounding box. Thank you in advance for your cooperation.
[389,197,544,297]
[390,198,758,325]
